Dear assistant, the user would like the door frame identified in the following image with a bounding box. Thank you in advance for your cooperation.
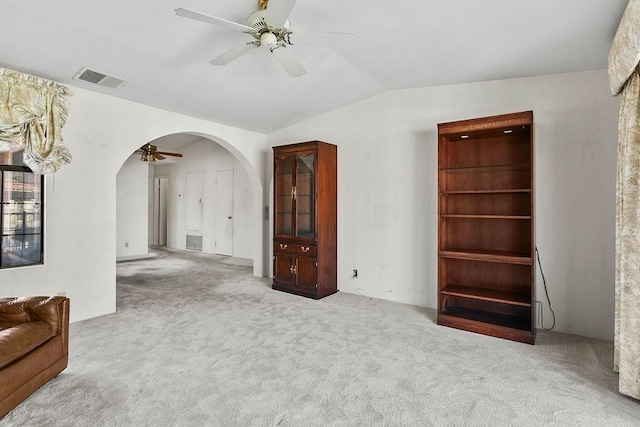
[152,175,169,246]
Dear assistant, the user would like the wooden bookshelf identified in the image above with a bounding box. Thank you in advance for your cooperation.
[437,111,535,344]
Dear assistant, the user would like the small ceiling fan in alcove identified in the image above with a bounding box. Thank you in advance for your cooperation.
[135,143,183,162]
[175,0,355,77]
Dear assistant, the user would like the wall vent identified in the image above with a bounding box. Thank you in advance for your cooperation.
[72,67,125,89]
[186,235,203,251]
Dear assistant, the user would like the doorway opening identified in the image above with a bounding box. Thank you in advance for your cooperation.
[151,176,169,246]
[116,132,264,277]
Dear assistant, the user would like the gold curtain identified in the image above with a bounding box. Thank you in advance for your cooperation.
[609,0,640,400]
[0,68,73,173]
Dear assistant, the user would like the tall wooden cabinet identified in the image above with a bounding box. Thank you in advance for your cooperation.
[272,141,337,299]
[437,111,535,344]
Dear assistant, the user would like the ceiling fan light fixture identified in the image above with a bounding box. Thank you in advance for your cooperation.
[141,152,156,162]
[140,143,156,162]
[261,32,278,49]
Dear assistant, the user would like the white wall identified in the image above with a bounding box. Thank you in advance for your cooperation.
[267,70,619,341]
[116,155,149,260]
[159,139,254,259]
[0,69,619,340]
[0,86,266,323]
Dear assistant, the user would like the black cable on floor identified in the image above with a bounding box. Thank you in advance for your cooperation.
[535,246,556,330]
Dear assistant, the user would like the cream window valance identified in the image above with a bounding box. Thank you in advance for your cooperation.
[0,68,73,173]
[609,0,640,95]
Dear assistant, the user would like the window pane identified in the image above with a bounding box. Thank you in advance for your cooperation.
[3,171,40,203]
[1,234,41,267]
[12,150,24,166]
[1,168,43,268]
[2,203,41,235]
[0,149,25,166]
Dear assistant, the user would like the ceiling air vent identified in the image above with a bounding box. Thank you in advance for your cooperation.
[73,67,125,89]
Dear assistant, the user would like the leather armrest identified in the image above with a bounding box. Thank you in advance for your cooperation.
[0,296,69,337]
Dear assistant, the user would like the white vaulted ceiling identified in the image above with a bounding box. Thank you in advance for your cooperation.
[1,0,628,133]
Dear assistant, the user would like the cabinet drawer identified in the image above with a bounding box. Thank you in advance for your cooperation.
[295,244,317,257]
[273,241,294,253]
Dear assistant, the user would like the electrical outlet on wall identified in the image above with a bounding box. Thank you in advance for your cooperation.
[353,269,358,279]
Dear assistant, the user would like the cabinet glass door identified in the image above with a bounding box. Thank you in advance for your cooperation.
[274,155,293,237]
[295,153,315,239]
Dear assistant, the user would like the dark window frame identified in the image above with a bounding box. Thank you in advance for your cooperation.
[0,164,45,269]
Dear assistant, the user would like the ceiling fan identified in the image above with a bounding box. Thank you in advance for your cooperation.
[175,0,354,78]
[136,143,183,162]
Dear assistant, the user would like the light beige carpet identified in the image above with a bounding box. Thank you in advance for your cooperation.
[2,247,638,426]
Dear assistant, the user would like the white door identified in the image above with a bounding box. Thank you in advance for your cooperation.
[215,169,233,256]
[185,171,203,233]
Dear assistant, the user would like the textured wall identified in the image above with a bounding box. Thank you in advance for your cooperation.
[0,86,266,323]
[268,70,619,340]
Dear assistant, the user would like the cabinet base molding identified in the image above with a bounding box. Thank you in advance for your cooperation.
[437,311,535,344]
[272,283,338,300]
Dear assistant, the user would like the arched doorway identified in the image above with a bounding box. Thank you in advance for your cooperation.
[116,132,264,277]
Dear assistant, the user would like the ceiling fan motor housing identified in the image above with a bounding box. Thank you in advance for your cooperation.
[247,9,291,50]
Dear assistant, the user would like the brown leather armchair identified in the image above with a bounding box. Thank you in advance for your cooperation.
[0,296,70,418]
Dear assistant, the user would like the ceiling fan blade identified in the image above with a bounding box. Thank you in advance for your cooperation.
[292,31,357,48]
[272,47,306,78]
[264,0,298,28]
[156,152,184,158]
[210,43,258,66]
[154,153,166,160]
[175,8,252,33]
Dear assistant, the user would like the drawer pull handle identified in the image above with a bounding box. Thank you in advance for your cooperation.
[301,246,310,252]
[280,244,288,249]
